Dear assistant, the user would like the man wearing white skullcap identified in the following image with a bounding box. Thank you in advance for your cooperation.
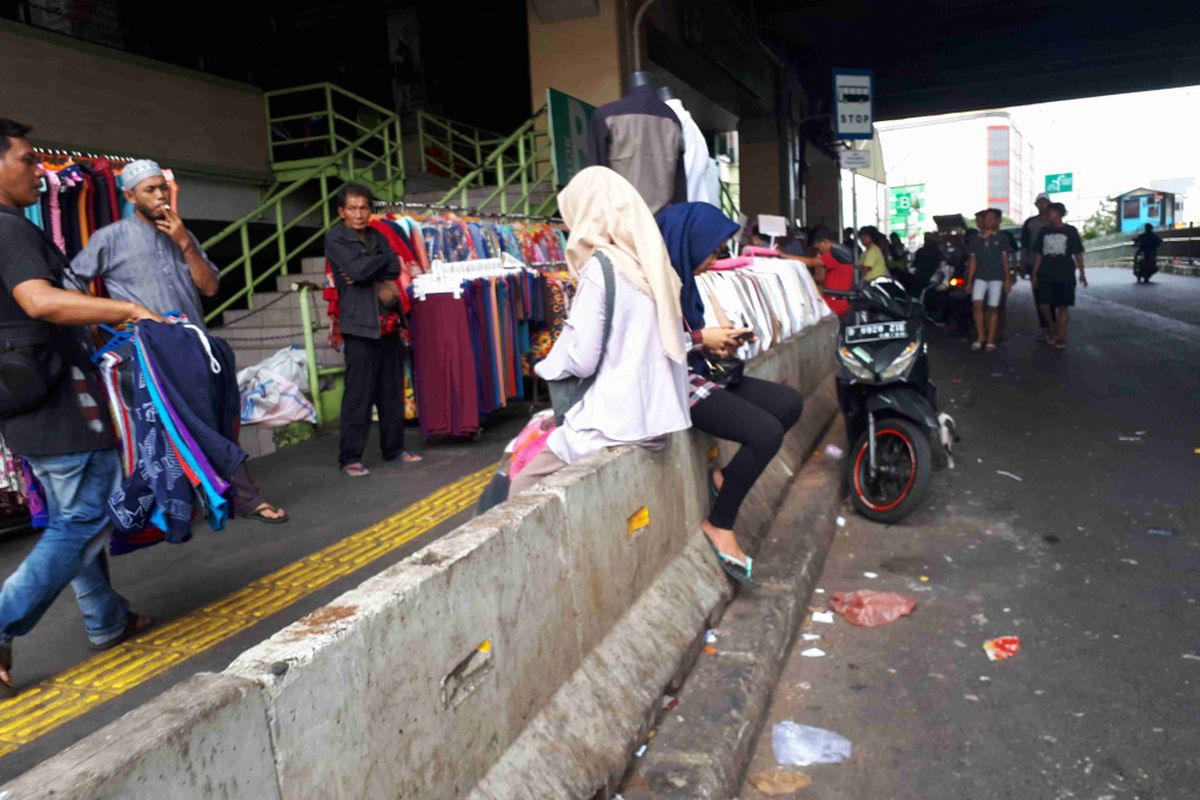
[72,161,289,524]
[74,159,218,325]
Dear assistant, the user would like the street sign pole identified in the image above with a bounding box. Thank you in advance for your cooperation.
[832,69,873,263]
[852,169,858,244]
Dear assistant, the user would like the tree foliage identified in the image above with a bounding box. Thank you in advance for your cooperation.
[1082,198,1118,240]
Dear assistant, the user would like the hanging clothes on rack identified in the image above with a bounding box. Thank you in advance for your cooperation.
[408,253,553,437]
[26,151,173,261]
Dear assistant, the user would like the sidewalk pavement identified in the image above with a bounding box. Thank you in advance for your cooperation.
[620,419,845,799]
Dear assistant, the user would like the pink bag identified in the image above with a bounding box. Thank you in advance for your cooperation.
[831,590,917,627]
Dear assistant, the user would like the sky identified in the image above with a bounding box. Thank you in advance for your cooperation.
[870,85,1200,233]
[1008,85,1200,214]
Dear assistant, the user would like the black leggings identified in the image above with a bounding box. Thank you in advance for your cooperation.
[689,376,804,530]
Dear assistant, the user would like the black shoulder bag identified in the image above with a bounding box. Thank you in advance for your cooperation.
[546,251,616,426]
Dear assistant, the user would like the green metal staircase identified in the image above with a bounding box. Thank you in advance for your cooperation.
[200,83,405,325]
[415,107,558,217]
[202,86,562,444]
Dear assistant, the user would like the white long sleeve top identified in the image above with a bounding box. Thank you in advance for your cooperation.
[534,256,691,464]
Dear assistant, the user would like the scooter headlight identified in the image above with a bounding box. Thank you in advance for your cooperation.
[838,345,874,381]
[879,341,921,382]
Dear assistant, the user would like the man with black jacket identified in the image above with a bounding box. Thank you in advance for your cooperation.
[0,119,160,694]
[325,185,416,477]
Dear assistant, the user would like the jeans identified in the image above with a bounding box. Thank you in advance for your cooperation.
[0,449,129,647]
[690,377,804,530]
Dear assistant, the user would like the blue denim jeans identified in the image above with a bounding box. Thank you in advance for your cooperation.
[0,449,129,647]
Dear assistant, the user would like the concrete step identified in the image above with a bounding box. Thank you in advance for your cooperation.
[238,425,277,460]
[224,341,344,374]
[218,305,308,329]
[298,256,328,275]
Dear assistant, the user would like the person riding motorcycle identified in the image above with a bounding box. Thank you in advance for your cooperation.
[1133,223,1161,283]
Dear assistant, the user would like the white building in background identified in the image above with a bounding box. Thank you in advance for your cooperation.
[877,111,1037,241]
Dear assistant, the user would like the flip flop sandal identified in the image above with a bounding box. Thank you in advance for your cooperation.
[707,471,721,505]
[89,613,155,652]
[342,463,370,478]
[702,533,755,586]
[0,641,14,698]
[248,504,289,524]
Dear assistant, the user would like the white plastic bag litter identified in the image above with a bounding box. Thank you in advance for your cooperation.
[253,345,310,392]
[771,721,852,766]
[237,368,317,428]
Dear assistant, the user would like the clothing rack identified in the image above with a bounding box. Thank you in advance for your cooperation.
[414,253,527,299]
[374,200,563,224]
[33,148,140,164]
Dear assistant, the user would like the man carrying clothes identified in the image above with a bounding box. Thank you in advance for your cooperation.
[325,184,420,477]
[0,119,160,694]
[1022,192,1056,341]
[72,160,288,524]
[965,208,1012,352]
[1032,202,1087,350]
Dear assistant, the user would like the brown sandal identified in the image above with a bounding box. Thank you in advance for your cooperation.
[89,613,155,652]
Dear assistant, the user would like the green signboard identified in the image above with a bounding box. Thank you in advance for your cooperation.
[1045,172,1074,193]
[547,88,596,189]
[888,184,925,231]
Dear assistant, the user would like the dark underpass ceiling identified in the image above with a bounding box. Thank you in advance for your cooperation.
[757,0,1200,119]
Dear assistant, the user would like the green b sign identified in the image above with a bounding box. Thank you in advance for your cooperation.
[1045,173,1074,193]
[888,184,925,230]
[547,88,596,189]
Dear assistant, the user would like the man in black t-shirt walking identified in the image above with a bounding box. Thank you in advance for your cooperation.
[0,119,161,695]
[1032,202,1088,350]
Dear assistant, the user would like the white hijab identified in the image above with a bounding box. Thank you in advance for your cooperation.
[557,167,686,364]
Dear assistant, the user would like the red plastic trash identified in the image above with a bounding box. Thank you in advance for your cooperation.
[830,590,917,627]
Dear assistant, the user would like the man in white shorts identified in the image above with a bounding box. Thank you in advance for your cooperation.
[965,208,1012,352]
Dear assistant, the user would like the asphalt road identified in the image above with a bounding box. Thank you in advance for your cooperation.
[741,268,1200,800]
[0,406,526,782]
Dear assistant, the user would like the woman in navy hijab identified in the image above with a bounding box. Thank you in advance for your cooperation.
[657,202,804,585]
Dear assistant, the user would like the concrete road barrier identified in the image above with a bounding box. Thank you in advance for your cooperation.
[3,317,839,800]
[0,674,279,800]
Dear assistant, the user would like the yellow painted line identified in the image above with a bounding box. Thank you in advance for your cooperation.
[0,463,497,754]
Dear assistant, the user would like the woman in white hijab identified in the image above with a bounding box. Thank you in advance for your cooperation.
[507,167,691,495]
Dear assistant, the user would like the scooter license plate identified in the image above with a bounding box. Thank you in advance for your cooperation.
[845,321,907,343]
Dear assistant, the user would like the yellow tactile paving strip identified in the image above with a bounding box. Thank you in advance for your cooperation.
[0,463,497,758]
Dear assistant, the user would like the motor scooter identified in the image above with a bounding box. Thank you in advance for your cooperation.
[827,278,958,523]
[1133,251,1158,284]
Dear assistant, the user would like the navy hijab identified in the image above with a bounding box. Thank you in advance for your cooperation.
[656,203,741,330]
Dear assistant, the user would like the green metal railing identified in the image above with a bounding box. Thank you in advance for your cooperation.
[719,179,741,220]
[415,110,517,185]
[265,83,404,197]
[295,282,344,426]
[434,107,557,217]
[202,118,404,325]
[199,83,404,325]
